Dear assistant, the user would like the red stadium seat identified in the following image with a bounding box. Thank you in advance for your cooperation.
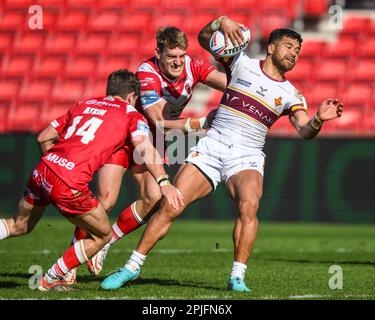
[97,56,132,79]
[56,11,89,32]
[66,0,98,11]
[353,60,375,81]
[184,13,216,34]
[0,33,14,55]
[315,60,348,82]
[303,0,329,17]
[0,11,26,31]
[52,80,86,103]
[325,38,357,59]
[194,0,225,14]
[76,34,109,55]
[64,57,98,79]
[34,56,67,78]
[2,55,34,77]
[4,0,37,10]
[343,83,372,107]
[42,103,70,126]
[20,79,53,101]
[0,79,21,100]
[154,13,185,30]
[341,16,372,37]
[8,102,44,132]
[357,40,375,59]
[226,0,258,14]
[161,0,192,13]
[84,79,107,98]
[13,32,46,54]
[0,101,11,133]
[117,12,153,34]
[44,34,78,55]
[99,0,131,10]
[87,11,120,32]
[258,11,290,39]
[332,108,363,134]
[131,0,161,12]
[258,0,300,20]
[304,83,338,107]
[286,59,314,82]
[107,35,140,56]
[300,40,327,61]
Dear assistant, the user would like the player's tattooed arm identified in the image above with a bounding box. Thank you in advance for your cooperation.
[290,98,344,139]
[37,124,59,154]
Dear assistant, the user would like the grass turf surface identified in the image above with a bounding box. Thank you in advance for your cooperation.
[0,218,375,300]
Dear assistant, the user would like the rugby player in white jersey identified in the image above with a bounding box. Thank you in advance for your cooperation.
[101,17,344,292]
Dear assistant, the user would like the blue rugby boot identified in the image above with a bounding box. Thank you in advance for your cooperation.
[227,277,251,293]
[101,267,140,290]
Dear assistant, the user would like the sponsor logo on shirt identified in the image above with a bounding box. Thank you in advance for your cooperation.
[256,86,268,97]
[140,90,160,106]
[235,78,252,87]
[44,153,75,171]
[274,97,283,106]
[86,99,120,108]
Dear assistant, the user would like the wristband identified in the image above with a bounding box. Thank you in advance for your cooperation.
[211,16,226,31]
[159,179,172,187]
[185,118,197,133]
[311,113,323,130]
[156,174,169,185]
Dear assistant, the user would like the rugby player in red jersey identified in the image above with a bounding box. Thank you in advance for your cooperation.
[0,70,183,291]
[77,26,227,275]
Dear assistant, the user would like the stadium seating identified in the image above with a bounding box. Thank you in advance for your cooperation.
[0,1,373,136]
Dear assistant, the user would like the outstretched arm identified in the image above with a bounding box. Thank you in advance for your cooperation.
[290,98,344,139]
[131,135,184,210]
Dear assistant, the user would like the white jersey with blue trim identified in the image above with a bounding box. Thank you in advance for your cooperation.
[207,52,308,150]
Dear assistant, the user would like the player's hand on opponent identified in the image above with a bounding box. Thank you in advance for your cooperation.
[318,98,344,121]
[160,184,184,210]
[206,108,218,127]
[220,17,245,47]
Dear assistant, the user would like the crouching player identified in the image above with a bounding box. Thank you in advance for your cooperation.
[0,69,183,291]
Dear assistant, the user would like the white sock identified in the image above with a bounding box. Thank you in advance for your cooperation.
[230,261,247,280]
[0,219,10,240]
[125,250,147,273]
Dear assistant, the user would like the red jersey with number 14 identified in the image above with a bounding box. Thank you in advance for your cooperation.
[43,96,135,190]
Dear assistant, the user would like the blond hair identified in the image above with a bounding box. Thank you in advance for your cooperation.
[156,26,188,52]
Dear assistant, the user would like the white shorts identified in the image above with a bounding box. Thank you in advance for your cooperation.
[185,136,265,190]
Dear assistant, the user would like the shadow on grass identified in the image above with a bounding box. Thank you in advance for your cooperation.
[268,258,375,266]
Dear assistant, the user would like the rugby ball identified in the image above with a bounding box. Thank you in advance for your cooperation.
[209,27,251,57]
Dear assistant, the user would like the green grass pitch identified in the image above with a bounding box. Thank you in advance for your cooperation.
[0,218,375,300]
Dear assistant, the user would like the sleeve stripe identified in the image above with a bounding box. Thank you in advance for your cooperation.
[50,120,59,128]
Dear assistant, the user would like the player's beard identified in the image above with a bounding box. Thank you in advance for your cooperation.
[271,52,296,74]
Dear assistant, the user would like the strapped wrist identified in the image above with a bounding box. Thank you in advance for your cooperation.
[156,174,169,185]
[211,16,226,31]
[311,113,323,130]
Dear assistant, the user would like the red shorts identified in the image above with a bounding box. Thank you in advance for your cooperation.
[24,161,98,216]
[106,144,169,168]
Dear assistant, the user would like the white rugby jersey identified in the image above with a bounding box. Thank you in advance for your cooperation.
[207,52,307,150]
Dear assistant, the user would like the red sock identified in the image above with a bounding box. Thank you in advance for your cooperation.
[111,202,143,243]
[72,227,87,244]
[47,240,88,279]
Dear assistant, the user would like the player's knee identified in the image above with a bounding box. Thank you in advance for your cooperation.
[142,190,162,212]
[238,197,260,218]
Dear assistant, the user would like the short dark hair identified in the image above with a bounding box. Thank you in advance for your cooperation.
[156,26,188,52]
[106,69,140,98]
[267,28,303,48]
